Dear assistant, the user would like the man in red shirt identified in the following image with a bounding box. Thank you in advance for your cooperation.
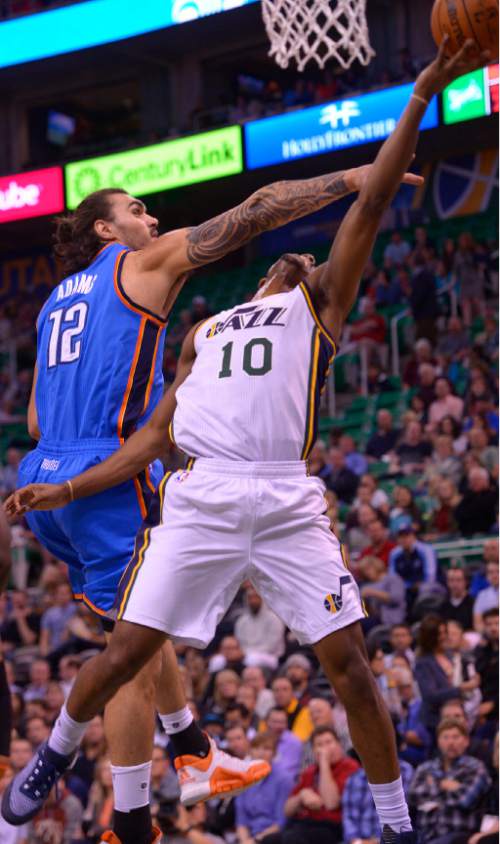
[283,726,359,843]
[360,518,396,568]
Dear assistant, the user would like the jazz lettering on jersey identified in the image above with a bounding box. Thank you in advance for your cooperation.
[206,304,287,338]
[55,272,97,302]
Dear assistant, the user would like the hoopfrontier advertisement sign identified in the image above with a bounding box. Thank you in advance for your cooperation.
[0,0,258,69]
[65,126,243,209]
[244,83,439,170]
[0,167,64,224]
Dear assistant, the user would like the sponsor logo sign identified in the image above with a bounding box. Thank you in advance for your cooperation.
[0,167,64,224]
[443,68,490,124]
[244,83,439,170]
[65,126,243,208]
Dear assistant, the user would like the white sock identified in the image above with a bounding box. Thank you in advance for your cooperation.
[159,706,193,735]
[111,761,152,812]
[48,704,90,756]
[369,777,412,833]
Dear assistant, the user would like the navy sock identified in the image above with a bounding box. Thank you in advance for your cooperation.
[113,805,153,844]
[169,720,210,758]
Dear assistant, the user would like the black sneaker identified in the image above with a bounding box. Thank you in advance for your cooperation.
[1,741,75,825]
[381,826,419,843]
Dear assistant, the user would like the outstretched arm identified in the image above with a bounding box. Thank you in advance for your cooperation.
[4,329,198,516]
[309,38,490,342]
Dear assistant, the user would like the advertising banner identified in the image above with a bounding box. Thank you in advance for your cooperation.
[443,68,490,124]
[244,83,439,170]
[0,167,64,224]
[0,0,258,69]
[65,126,243,209]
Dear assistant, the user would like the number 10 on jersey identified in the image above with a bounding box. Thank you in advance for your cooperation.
[218,338,273,378]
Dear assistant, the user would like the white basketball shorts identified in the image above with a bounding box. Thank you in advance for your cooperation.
[115,459,366,647]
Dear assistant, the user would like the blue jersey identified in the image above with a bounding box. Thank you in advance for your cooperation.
[36,241,167,444]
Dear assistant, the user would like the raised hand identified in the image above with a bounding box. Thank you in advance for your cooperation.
[415,37,491,100]
[348,164,424,192]
[4,483,71,517]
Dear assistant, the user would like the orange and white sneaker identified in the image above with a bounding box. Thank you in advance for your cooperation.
[99,826,162,843]
[175,737,271,806]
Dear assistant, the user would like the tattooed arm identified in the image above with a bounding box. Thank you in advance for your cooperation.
[121,167,366,318]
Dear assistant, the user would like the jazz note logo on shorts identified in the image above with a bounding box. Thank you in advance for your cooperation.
[324,575,352,614]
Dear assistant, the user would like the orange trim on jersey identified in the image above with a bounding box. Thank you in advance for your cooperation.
[117,318,146,441]
[82,594,109,617]
[113,249,166,328]
[144,466,156,495]
[133,476,148,519]
[142,325,163,414]
[73,592,84,601]
[299,282,337,353]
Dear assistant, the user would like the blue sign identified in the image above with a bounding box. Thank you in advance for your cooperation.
[244,83,439,170]
[0,0,259,70]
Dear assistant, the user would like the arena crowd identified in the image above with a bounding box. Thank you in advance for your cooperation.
[0,219,498,843]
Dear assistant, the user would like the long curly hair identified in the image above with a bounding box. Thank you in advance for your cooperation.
[53,188,127,279]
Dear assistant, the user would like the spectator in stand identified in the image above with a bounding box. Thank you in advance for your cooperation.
[69,715,106,802]
[57,655,81,698]
[283,726,358,844]
[409,254,439,344]
[82,757,114,840]
[342,744,413,844]
[345,503,378,556]
[23,657,51,703]
[366,409,401,459]
[389,488,423,535]
[324,447,359,504]
[150,745,180,816]
[428,377,465,430]
[242,665,275,720]
[393,421,432,473]
[225,724,252,760]
[385,623,414,669]
[454,232,484,326]
[236,684,262,733]
[302,698,351,765]
[472,563,499,631]
[266,707,303,779]
[467,428,499,480]
[455,467,497,538]
[373,268,404,307]
[234,584,285,667]
[388,525,437,609]
[349,298,387,367]
[421,435,463,487]
[474,609,499,728]
[360,517,396,567]
[9,739,32,775]
[208,635,245,674]
[446,621,482,726]
[39,580,77,656]
[0,446,23,497]
[437,316,471,360]
[0,590,40,652]
[409,718,491,843]
[384,231,411,265]
[396,668,431,766]
[306,440,331,483]
[284,654,313,706]
[359,556,406,625]
[424,477,461,540]
[416,363,437,411]
[184,648,210,710]
[403,337,436,387]
[271,676,313,742]
[235,732,294,844]
[339,434,368,477]
[442,568,474,630]
[353,473,389,514]
[414,615,465,734]
[25,715,51,750]
[0,768,29,842]
[211,669,241,716]
[438,415,468,455]
[368,643,402,717]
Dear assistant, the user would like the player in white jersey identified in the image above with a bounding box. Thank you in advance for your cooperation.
[3,40,489,844]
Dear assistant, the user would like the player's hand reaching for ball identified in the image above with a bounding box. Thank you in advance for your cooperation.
[347,164,424,192]
[4,482,71,517]
[415,36,491,101]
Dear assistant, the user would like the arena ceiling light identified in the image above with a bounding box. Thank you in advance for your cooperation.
[0,0,259,70]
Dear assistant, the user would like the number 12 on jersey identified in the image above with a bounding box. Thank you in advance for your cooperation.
[218,338,273,379]
[47,303,89,368]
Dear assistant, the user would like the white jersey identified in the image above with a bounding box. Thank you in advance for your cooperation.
[171,282,336,461]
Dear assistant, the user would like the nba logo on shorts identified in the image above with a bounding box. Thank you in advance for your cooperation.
[176,470,190,483]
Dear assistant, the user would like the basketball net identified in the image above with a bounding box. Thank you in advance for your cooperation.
[262,0,375,72]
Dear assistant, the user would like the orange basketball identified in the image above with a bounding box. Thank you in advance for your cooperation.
[431,0,499,61]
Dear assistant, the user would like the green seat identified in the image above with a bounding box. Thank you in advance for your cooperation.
[368,461,389,478]
[376,392,401,409]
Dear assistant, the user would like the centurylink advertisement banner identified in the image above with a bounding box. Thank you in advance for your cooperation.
[244,82,439,170]
[65,125,243,209]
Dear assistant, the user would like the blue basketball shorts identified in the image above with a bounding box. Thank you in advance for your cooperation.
[18,438,163,618]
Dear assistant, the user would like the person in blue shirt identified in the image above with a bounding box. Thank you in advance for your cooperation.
[235,732,295,844]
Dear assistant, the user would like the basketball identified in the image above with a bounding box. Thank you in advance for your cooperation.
[431,0,499,60]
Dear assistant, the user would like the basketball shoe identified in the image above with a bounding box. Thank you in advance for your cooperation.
[100,828,162,844]
[1,741,76,825]
[176,736,271,806]
[381,826,418,843]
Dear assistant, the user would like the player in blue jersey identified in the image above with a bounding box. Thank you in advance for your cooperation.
[4,167,380,844]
